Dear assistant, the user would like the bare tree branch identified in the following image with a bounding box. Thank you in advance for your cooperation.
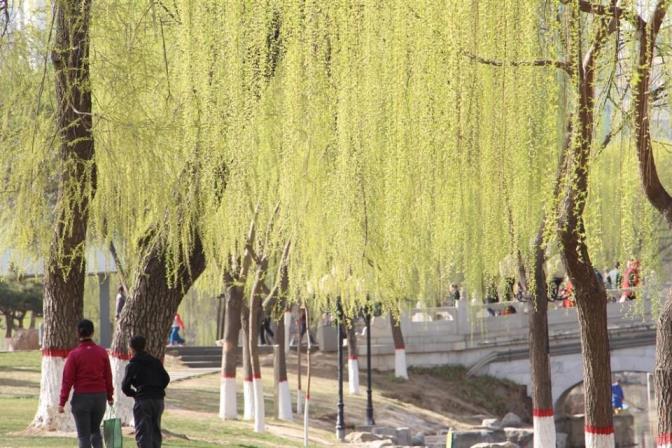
[461,49,572,75]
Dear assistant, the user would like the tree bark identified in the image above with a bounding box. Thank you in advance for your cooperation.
[627,4,672,444]
[346,323,360,394]
[248,268,265,432]
[389,312,408,379]
[526,243,555,448]
[33,0,96,431]
[219,281,243,419]
[241,303,255,421]
[109,234,205,425]
[4,313,12,338]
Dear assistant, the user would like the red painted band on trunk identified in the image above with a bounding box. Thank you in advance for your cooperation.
[532,408,554,417]
[253,373,261,380]
[244,376,253,382]
[278,380,287,384]
[41,348,70,358]
[657,433,672,444]
[306,394,310,400]
[109,351,132,360]
[395,345,405,351]
[348,355,358,361]
[585,425,614,435]
[222,372,236,379]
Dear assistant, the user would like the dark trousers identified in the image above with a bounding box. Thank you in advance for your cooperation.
[134,398,164,448]
[71,392,106,448]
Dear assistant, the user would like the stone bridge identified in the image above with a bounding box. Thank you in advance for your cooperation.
[357,294,658,408]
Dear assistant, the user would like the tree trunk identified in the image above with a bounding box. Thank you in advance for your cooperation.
[560,228,613,446]
[274,310,292,420]
[389,312,408,379]
[296,307,303,414]
[29,311,37,330]
[109,235,205,425]
[248,272,265,432]
[33,0,96,432]
[526,243,555,448]
[219,284,243,420]
[656,298,672,448]
[241,303,255,421]
[346,324,360,395]
[4,313,13,338]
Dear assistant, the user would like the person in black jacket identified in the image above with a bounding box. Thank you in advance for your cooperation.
[122,336,170,448]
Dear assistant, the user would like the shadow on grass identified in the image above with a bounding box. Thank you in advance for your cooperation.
[0,378,40,390]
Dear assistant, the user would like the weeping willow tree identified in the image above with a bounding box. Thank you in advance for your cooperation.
[6,0,672,442]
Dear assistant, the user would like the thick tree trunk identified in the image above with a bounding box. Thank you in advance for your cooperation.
[389,313,408,379]
[346,324,360,395]
[219,284,243,420]
[274,311,292,420]
[33,0,96,432]
[109,235,205,425]
[527,243,555,448]
[241,303,255,421]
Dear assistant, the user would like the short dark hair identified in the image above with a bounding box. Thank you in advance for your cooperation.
[78,319,94,338]
[118,285,125,293]
[130,335,146,352]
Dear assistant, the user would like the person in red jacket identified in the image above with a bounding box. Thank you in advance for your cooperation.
[58,319,114,448]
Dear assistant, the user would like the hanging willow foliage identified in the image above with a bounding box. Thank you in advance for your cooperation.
[1,0,669,316]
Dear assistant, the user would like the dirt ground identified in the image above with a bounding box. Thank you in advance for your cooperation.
[168,350,531,437]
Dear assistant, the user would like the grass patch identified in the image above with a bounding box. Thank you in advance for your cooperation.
[0,351,327,447]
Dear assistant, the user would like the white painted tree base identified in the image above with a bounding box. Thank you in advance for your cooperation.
[532,415,555,448]
[348,357,360,395]
[243,380,254,421]
[278,380,293,420]
[110,356,134,426]
[253,378,265,432]
[303,397,310,447]
[394,348,408,379]
[219,376,237,419]
[586,432,615,448]
[296,390,303,414]
[32,355,75,431]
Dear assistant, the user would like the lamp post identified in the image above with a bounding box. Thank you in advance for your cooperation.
[364,306,375,426]
[336,297,346,441]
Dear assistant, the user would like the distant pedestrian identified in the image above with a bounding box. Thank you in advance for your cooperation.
[122,335,170,448]
[607,262,621,290]
[115,286,126,320]
[620,259,640,302]
[612,379,625,412]
[58,319,114,448]
[168,313,185,346]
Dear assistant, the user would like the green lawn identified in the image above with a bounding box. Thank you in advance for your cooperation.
[0,351,328,447]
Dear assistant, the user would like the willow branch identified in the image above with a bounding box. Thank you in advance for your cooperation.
[462,50,572,75]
